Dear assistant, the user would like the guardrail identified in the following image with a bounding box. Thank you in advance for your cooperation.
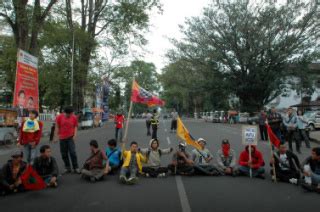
[39,113,54,121]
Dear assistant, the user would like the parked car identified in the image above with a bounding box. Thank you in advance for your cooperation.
[238,112,249,123]
[80,111,94,129]
[304,111,320,131]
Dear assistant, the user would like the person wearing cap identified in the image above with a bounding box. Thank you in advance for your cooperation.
[217,139,237,176]
[192,138,220,176]
[81,140,110,182]
[18,110,43,164]
[33,145,59,188]
[168,143,194,176]
[1,151,27,194]
[140,139,173,178]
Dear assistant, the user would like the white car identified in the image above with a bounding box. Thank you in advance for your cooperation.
[304,111,320,131]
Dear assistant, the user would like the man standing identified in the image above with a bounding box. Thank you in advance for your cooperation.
[33,145,59,188]
[151,109,159,140]
[267,107,283,143]
[54,106,80,174]
[145,111,153,136]
[18,110,43,164]
[270,144,300,184]
[297,110,311,149]
[283,107,300,153]
[258,110,268,141]
[114,111,125,143]
[170,109,178,133]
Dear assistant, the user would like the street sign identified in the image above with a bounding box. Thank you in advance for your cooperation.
[242,125,258,146]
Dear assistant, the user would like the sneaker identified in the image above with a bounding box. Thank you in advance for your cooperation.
[145,173,150,178]
[289,178,298,185]
[158,173,165,178]
[127,177,138,185]
[74,168,81,174]
[119,175,127,184]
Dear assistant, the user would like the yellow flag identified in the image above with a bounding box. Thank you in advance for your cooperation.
[176,117,202,150]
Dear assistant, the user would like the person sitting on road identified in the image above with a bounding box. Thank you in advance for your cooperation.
[168,143,194,176]
[81,140,110,182]
[238,145,265,179]
[120,141,146,184]
[216,139,238,176]
[140,139,173,178]
[106,139,122,174]
[270,144,300,185]
[1,151,27,194]
[191,138,220,176]
[301,147,320,192]
[33,145,59,188]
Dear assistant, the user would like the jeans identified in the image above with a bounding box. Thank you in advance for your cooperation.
[299,129,311,148]
[152,127,158,139]
[171,120,177,131]
[146,120,151,136]
[120,166,138,178]
[239,166,265,177]
[259,125,268,141]
[115,128,123,142]
[287,130,300,152]
[311,173,320,185]
[59,138,79,170]
[23,144,38,164]
[194,165,221,176]
[81,169,105,180]
[272,169,300,183]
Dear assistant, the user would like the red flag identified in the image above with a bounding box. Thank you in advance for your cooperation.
[131,80,165,107]
[21,165,47,190]
[266,124,281,148]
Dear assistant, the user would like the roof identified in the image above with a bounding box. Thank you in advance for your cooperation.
[291,100,320,108]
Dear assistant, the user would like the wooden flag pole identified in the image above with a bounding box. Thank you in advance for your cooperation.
[268,136,277,183]
[249,144,252,178]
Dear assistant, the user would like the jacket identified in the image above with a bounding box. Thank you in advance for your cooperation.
[19,121,43,145]
[33,156,59,177]
[258,113,267,126]
[239,146,264,169]
[302,156,320,175]
[283,114,298,130]
[1,160,27,187]
[217,149,237,169]
[83,150,108,170]
[122,151,146,173]
[267,113,282,129]
[272,150,300,172]
[140,141,172,167]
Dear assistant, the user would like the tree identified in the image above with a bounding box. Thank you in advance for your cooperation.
[0,0,58,55]
[168,2,320,112]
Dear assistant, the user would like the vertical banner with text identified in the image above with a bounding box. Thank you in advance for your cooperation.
[13,49,39,118]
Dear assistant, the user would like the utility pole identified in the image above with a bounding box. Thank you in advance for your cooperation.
[71,30,75,106]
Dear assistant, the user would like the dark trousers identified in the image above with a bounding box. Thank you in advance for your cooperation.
[298,129,311,148]
[142,167,168,177]
[171,120,177,131]
[115,128,123,142]
[272,169,300,183]
[194,165,221,176]
[146,120,151,136]
[152,127,158,139]
[168,164,194,175]
[259,125,268,141]
[287,130,300,152]
[59,138,79,170]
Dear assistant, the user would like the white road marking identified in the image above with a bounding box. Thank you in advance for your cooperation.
[175,176,192,212]
[167,136,171,145]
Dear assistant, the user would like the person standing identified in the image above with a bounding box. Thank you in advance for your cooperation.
[258,110,268,141]
[151,109,159,140]
[170,109,178,133]
[114,111,125,143]
[54,106,80,174]
[18,110,43,165]
[297,110,311,149]
[283,107,300,153]
[267,107,283,143]
[145,111,153,136]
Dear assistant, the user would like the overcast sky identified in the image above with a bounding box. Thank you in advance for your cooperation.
[141,0,212,72]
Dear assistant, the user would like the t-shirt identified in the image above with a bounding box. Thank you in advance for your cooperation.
[192,149,212,165]
[279,153,290,171]
[146,113,153,121]
[56,114,78,140]
[171,112,178,121]
[115,115,124,129]
[129,152,137,169]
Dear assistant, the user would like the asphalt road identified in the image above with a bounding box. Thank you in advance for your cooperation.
[0,119,319,212]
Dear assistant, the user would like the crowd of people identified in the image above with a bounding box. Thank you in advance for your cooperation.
[0,106,320,196]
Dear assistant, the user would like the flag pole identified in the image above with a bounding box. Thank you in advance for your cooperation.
[249,144,252,178]
[266,122,277,183]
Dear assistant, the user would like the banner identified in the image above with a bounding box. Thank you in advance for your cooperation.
[131,80,165,107]
[13,49,39,117]
[242,125,258,146]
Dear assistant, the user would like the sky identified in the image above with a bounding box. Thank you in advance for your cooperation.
[141,0,212,72]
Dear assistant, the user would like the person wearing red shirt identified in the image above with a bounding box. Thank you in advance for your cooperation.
[114,112,125,143]
[238,145,265,179]
[54,106,80,174]
[18,110,43,165]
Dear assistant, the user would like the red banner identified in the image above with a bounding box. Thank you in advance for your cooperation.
[13,49,39,116]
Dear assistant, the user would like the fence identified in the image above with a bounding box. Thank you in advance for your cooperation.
[39,113,54,121]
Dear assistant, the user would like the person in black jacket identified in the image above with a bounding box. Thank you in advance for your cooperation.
[33,145,59,188]
[1,151,27,194]
[270,144,301,184]
[301,147,320,192]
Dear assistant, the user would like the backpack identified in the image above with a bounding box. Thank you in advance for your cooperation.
[146,149,162,161]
